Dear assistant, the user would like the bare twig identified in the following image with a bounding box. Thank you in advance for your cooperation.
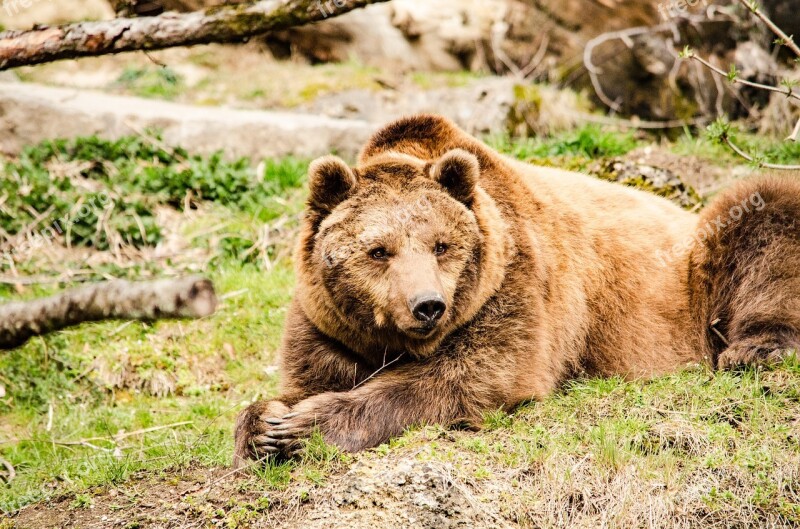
[0,205,55,254]
[53,421,193,447]
[583,21,686,113]
[353,350,405,390]
[219,288,249,301]
[709,318,730,347]
[788,117,800,142]
[490,22,549,80]
[520,34,550,79]
[686,53,800,103]
[123,120,187,162]
[720,135,800,170]
[198,453,271,494]
[736,0,800,58]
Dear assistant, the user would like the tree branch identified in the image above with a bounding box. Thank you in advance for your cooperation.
[686,53,800,103]
[0,0,389,70]
[0,276,217,350]
[736,0,800,59]
[721,133,800,170]
[0,456,14,484]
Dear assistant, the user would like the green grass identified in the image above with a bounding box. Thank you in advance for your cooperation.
[0,135,308,271]
[487,124,640,171]
[0,261,295,512]
[113,67,185,100]
[674,120,800,167]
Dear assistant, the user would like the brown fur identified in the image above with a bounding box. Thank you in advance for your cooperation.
[233,115,800,466]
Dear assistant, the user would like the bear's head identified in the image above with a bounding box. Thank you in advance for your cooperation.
[295,148,510,362]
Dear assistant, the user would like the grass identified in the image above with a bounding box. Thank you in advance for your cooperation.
[487,124,641,171]
[0,135,307,277]
[113,67,185,100]
[1,127,799,527]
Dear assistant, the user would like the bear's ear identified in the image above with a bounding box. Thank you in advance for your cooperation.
[308,155,358,213]
[430,149,479,206]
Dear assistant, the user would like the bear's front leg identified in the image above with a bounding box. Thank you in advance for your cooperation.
[233,399,292,468]
[260,356,509,457]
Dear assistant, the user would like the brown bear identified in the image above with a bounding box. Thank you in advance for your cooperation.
[233,114,800,465]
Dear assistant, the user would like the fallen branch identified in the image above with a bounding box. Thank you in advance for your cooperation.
[0,276,217,350]
[0,0,389,70]
[0,456,14,484]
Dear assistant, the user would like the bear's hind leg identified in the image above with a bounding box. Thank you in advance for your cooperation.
[717,325,800,369]
[690,176,800,369]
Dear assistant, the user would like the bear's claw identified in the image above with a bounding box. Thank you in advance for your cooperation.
[717,338,797,370]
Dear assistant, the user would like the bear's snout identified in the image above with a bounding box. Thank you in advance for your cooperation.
[409,292,446,328]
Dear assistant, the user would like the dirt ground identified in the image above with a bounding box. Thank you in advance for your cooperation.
[10,440,516,529]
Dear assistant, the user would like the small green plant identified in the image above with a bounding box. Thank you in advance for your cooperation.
[114,67,185,100]
[483,409,514,430]
[705,117,800,169]
[301,430,344,467]
[70,494,94,509]
[251,459,294,489]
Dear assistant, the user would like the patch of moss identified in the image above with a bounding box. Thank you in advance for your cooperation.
[591,159,703,210]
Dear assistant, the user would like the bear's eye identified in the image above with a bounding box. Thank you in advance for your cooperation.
[369,247,389,260]
[434,242,449,256]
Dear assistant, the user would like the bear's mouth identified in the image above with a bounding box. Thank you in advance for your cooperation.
[407,325,438,338]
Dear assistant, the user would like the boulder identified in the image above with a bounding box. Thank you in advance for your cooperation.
[0,82,374,159]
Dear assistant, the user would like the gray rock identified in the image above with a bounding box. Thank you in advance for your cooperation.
[0,82,375,159]
[290,457,515,529]
[301,77,518,136]
[0,72,19,83]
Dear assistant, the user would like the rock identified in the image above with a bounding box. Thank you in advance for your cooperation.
[590,158,704,210]
[620,146,755,195]
[293,457,514,529]
[269,0,505,72]
[0,82,374,159]
[99,0,785,123]
[301,77,589,137]
[300,77,517,136]
[0,72,19,83]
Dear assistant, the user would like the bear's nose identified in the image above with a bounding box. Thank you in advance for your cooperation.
[410,293,446,325]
